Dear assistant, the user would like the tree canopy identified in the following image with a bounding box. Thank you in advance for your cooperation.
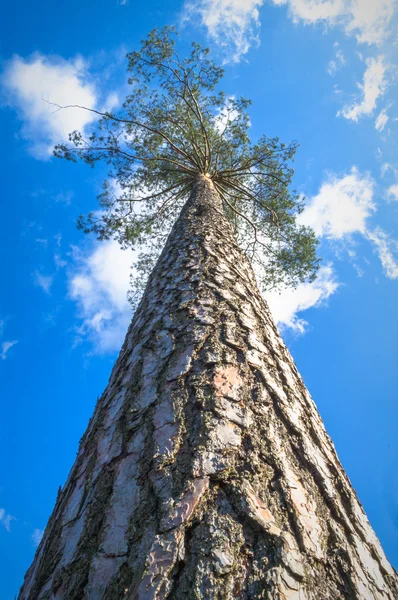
[54,27,320,302]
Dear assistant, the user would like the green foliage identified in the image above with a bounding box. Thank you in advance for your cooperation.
[55,26,320,298]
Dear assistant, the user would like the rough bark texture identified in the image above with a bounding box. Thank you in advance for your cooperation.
[20,176,398,600]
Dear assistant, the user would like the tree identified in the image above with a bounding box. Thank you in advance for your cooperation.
[19,29,397,600]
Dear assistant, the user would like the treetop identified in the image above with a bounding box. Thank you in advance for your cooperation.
[54,26,320,300]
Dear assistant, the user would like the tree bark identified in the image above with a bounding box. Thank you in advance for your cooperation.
[19,176,398,600]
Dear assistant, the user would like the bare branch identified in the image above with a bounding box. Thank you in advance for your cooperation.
[44,99,199,170]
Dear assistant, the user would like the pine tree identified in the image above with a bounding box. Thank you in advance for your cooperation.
[19,29,398,599]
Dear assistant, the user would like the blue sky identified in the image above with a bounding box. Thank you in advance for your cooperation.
[1,0,398,596]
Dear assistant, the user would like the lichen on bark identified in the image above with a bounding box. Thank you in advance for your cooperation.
[19,176,398,599]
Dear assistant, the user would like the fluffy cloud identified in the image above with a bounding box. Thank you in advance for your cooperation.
[298,167,375,238]
[68,240,134,353]
[272,0,395,45]
[270,167,398,331]
[184,0,395,62]
[0,508,15,532]
[2,54,116,158]
[183,0,264,62]
[387,184,398,200]
[299,167,398,279]
[337,56,388,122]
[265,265,339,333]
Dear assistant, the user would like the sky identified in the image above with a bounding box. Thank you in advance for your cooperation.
[0,0,397,596]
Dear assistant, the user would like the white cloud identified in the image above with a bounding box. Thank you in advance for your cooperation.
[265,265,339,333]
[32,528,44,547]
[366,228,398,279]
[387,183,398,200]
[1,340,18,360]
[0,319,18,359]
[54,253,68,269]
[0,508,16,531]
[54,190,74,206]
[35,238,48,248]
[327,42,346,75]
[1,54,117,159]
[185,0,395,58]
[214,96,241,132]
[68,240,134,352]
[272,0,395,45]
[381,163,395,177]
[183,0,264,62]
[337,56,388,122]
[300,167,398,280]
[298,167,375,238]
[375,107,389,131]
[345,0,395,45]
[33,271,53,294]
[267,167,398,328]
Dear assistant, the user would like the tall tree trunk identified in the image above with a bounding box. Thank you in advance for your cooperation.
[20,176,398,600]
